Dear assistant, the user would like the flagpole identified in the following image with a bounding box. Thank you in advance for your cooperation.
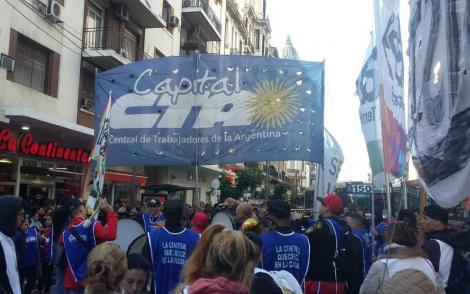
[314,162,322,219]
[193,51,201,207]
[385,172,392,221]
[373,0,393,221]
[371,171,375,229]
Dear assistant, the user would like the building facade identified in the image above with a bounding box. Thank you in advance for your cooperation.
[0,0,91,204]
[0,0,275,206]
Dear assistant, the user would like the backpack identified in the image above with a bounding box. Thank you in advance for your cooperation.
[448,247,470,294]
[324,220,363,285]
[337,227,365,294]
[381,269,439,294]
[437,230,470,294]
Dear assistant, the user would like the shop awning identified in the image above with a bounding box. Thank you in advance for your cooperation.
[144,184,193,193]
[105,170,148,185]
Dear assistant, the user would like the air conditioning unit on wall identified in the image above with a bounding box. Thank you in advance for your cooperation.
[115,3,129,22]
[0,54,15,72]
[168,15,179,27]
[46,0,63,23]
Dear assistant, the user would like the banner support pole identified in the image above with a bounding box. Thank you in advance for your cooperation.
[385,172,392,221]
[193,51,201,207]
[314,162,322,219]
[371,171,375,229]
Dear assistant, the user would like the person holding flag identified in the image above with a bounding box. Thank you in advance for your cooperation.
[59,197,117,294]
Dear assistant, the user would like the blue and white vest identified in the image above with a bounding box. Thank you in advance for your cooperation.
[148,227,199,294]
[24,227,39,268]
[261,231,310,286]
[143,211,165,233]
[63,221,97,283]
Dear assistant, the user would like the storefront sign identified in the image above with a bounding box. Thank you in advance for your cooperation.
[0,128,90,164]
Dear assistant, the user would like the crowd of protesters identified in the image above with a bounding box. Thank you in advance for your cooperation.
[0,193,469,294]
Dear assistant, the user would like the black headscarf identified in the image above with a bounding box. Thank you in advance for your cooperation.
[0,195,24,237]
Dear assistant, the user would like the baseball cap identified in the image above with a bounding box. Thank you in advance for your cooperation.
[267,200,291,219]
[424,204,448,225]
[318,193,344,215]
[191,212,209,233]
[148,199,161,207]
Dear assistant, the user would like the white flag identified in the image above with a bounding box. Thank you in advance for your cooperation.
[356,40,387,186]
[374,0,407,178]
[409,0,470,208]
[86,93,111,212]
[317,129,344,198]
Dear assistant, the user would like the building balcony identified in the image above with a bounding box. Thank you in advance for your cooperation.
[82,28,152,69]
[113,0,166,28]
[181,37,207,53]
[182,0,222,41]
[244,41,254,55]
[245,0,256,18]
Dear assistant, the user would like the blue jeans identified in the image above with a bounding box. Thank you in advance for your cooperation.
[53,266,66,294]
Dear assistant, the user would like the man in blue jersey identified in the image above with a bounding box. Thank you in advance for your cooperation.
[345,213,373,294]
[22,220,40,294]
[261,200,310,287]
[140,199,165,233]
[143,199,199,294]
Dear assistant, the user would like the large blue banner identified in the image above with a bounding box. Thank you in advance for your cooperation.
[95,54,324,166]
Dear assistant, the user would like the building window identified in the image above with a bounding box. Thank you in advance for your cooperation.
[255,29,260,50]
[86,1,104,48]
[162,0,174,32]
[8,30,60,97]
[121,27,138,61]
[15,37,47,92]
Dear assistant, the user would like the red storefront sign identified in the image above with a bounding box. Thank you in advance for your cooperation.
[0,128,90,164]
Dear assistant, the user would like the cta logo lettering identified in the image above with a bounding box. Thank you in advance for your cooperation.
[110,91,252,129]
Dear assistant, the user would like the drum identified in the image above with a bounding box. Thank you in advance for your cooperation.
[127,234,147,255]
[110,219,145,253]
[210,211,235,229]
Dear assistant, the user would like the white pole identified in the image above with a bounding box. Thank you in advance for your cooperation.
[385,172,392,221]
[402,176,408,209]
[314,163,322,219]
[14,158,22,197]
[371,171,375,229]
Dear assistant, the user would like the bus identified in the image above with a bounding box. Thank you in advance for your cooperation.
[334,180,468,224]
[334,181,421,217]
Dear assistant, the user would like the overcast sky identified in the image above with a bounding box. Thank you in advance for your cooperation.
[267,0,412,182]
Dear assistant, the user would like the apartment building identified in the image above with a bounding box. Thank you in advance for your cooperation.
[0,0,91,201]
[0,0,276,205]
[222,0,271,56]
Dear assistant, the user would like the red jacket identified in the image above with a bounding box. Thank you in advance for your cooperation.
[59,210,117,290]
[188,277,249,294]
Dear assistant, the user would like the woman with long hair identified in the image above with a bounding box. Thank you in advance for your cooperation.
[175,224,259,294]
[85,243,127,294]
[360,221,445,294]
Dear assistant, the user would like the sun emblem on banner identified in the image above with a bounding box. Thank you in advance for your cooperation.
[246,79,300,128]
